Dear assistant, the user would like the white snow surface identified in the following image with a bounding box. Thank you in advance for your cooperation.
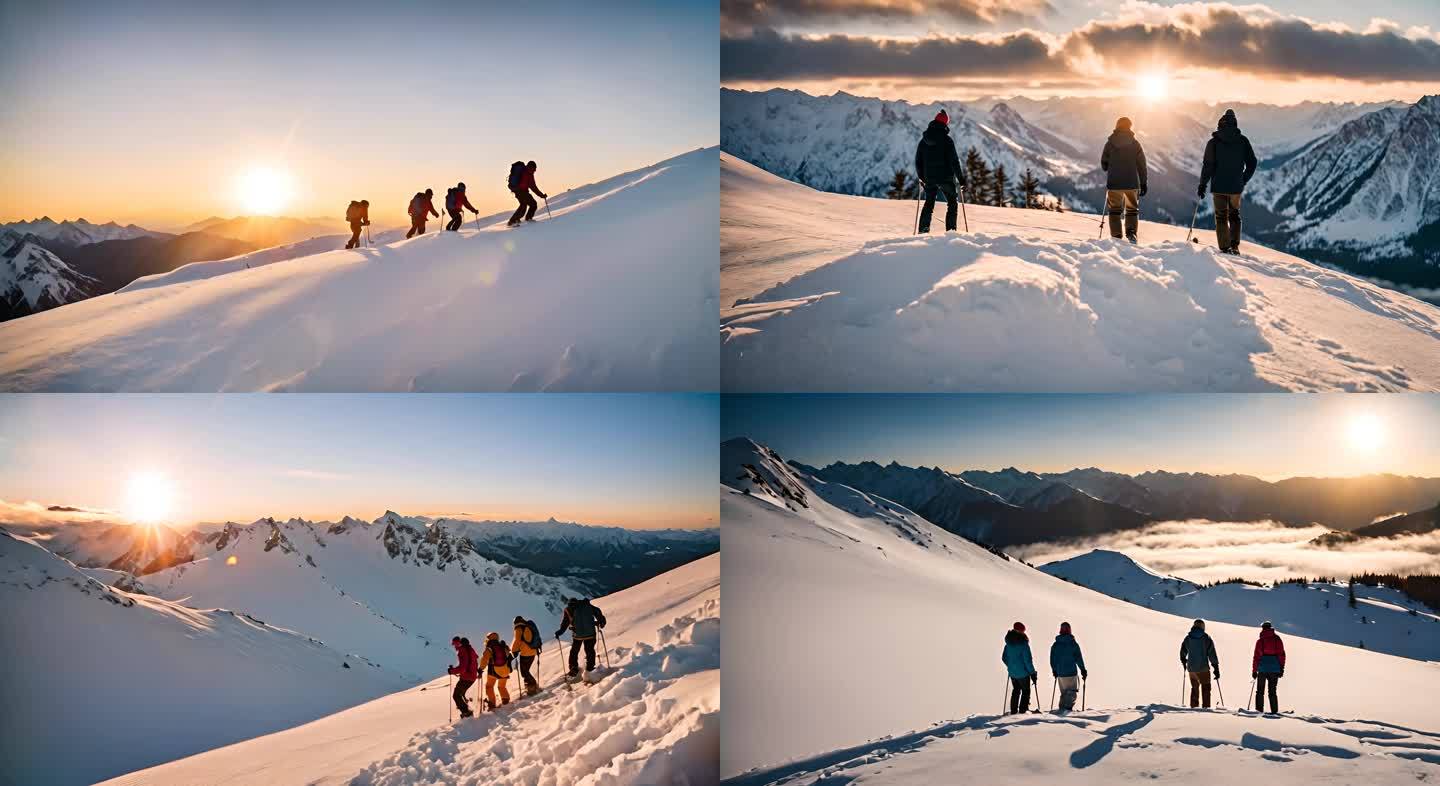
[100,553,720,786]
[720,438,1440,780]
[117,232,397,293]
[0,148,719,391]
[0,530,410,786]
[1041,549,1440,662]
[720,153,1440,392]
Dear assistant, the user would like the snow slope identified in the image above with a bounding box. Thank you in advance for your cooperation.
[720,153,1440,392]
[0,530,409,786]
[101,553,720,786]
[0,148,719,392]
[117,231,399,292]
[0,233,98,319]
[1041,550,1440,662]
[720,438,1440,780]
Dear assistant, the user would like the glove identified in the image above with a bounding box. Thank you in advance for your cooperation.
[1197,184,1206,199]
[447,666,456,676]
[1139,183,1148,197]
[1031,674,1038,683]
[1252,671,1257,679]
[1082,670,1088,680]
[1213,670,1220,680]
[555,630,564,639]
[539,192,548,199]
[1278,670,1284,679]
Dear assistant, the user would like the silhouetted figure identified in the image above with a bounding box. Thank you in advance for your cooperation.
[507,161,547,226]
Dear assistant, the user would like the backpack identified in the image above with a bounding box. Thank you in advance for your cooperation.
[523,619,543,652]
[345,201,361,222]
[445,188,457,212]
[507,161,526,190]
[488,640,512,672]
[408,192,424,217]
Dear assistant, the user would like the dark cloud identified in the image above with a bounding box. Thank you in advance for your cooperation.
[722,27,1064,81]
[723,4,1440,84]
[721,0,1053,31]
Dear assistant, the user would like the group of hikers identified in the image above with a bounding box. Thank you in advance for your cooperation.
[1002,618,1287,715]
[341,160,551,251]
[913,107,1258,253]
[444,597,606,719]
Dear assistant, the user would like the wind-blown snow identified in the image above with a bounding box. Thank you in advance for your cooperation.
[721,153,1440,392]
[0,148,719,392]
[720,438,1440,780]
[99,554,719,786]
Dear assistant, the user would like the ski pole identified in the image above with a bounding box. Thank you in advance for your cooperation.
[959,185,969,232]
[448,673,453,722]
[1098,191,1108,239]
[1082,676,1087,712]
[913,189,922,234]
[1002,675,1009,714]
[1185,195,1202,243]
[1216,676,1225,708]
[543,196,554,221]
[598,627,611,670]
[1248,676,1256,711]
[1180,668,1185,706]
[1050,678,1056,711]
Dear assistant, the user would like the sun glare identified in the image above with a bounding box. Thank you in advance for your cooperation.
[236,166,295,216]
[126,471,174,524]
[1137,73,1169,101]
[1344,412,1387,454]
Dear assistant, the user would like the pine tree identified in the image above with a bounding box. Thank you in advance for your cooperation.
[1019,168,1041,210]
[1348,580,1358,608]
[1055,195,1065,214]
[991,165,1010,208]
[963,148,989,204]
[885,169,918,200]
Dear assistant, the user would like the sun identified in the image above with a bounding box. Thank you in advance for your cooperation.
[236,166,295,216]
[126,471,175,524]
[1344,412,1387,454]
[1137,73,1169,101]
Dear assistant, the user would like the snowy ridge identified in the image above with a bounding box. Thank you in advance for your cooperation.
[1,216,159,246]
[118,232,394,293]
[0,147,719,392]
[0,232,98,318]
[720,153,1440,391]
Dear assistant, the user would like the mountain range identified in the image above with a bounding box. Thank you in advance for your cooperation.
[720,88,1438,299]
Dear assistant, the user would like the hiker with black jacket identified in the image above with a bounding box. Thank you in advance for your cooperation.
[556,596,606,679]
[1100,117,1148,242]
[1198,109,1259,254]
[913,110,965,233]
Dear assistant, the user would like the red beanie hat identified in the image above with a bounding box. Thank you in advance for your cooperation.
[1013,621,1025,633]
[935,110,949,125]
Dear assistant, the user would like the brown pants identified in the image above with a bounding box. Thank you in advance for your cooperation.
[1188,670,1212,708]
[1105,189,1139,240]
[1213,193,1242,251]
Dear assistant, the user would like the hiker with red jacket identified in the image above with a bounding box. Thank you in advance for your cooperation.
[507,161,547,227]
[479,631,513,710]
[1252,621,1286,713]
[447,635,479,719]
[406,188,438,239]
[444,182,478,232]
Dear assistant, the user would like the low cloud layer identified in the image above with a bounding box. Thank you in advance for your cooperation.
[0,499,118,533]
[723,2,1440,86]
[1013,519,1440,585]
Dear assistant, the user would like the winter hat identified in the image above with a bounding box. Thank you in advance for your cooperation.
[452,636,461,644]
[514,615,526,624]
[935,110,949,126]
[460,637,470,646]
[360,199,369,206]
[1219,109,1237,128]
[486,631,500,641]
[457,182,466,191]
[1193,619,1205,630]
[1013,621,1026,633]
[526,161,537,169]
[1116,116,1132,131]
[1261,621,1273,630]
[425,188,433,196]
[1059,622,1072,635]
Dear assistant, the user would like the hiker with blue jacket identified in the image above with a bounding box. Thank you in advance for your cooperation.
[1180,619,1220,708]
[1002,621,1038,714]
[1049,621,1088,711]
[556,596,606,680]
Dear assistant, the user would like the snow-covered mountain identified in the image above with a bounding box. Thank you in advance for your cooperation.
[1041,549,1440,662]
[0,231,99,320]
[98,553,719,786]
[721,438,1440,782]
[719,152,1440,391]
[1,216,160,246]
[0,147,719,391]
[0,529,409,786]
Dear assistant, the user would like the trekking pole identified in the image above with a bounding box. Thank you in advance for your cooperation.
[1082,676,1087,712]
[1215,676,1226,709]
[959,185,969,232]
[1097,191,1108,239]
[1180,668,1185,706]
[913,191,922,235]
[543,196,554,221]
[598,627,611,670]
[1248,676,1256,711]
[1050,678,1057,711]
[1002,676,1008,714]
[1185,195,1202,244]
[448,673,453,722]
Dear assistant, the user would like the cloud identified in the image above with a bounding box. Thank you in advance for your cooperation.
[721,0,1053,32]
[1012,519,1440,585]
[722,2,1440,85]
[282,468,349,481]
[0,498,120,532]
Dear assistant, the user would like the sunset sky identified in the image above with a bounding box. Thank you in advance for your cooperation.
[721,0,1440,104]
[0,394,719,529]
[723,394,1440,479]
[0,0,718,229]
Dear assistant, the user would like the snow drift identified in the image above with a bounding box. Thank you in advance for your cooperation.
[99,553,720,786]
[720,153,1440,392]
[0,148,719,392]
[720,438,1440,780]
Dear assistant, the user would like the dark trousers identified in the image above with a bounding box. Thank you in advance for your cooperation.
[1009,677,1031,714]
[919,181,958,233]
[1188,670,1212,708]
[518,654,538,691]
[509,191,537,224]
[406,216,428,239]
[445,209,464,231]
[453,677,475,716]
[1213,193,1242,251]
[1255,673,1280,713]
[568,637,597,675]
[346,220,363,249]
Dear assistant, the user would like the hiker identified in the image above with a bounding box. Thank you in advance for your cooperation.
[1049,621,1088,711]
[1253,621,1286,713]
[444,182,478,232]
[344,200,370,249]
[447,635,479,719]
[1100,117,1148,242]
[512,615,543,696]
[1002,621,1038,714]
[556,596,607,679]
[1180,619,1220,708]
[507,161,547,226]
[479,631,512,710]
[406,189,438,239]
[913,110,964,234]
[1197,109,1258,254]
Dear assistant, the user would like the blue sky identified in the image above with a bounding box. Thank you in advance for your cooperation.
[0,394,718,528]
[723,394,1440,479]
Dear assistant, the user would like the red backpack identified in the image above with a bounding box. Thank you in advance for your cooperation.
[488,640,511,672]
